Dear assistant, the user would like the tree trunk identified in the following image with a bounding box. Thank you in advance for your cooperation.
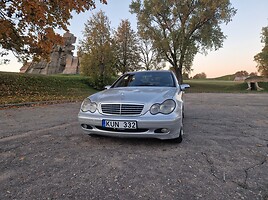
[175,40,188,84]
[167,59,183,84]
[174,64,183,84]
[100,62,105,88]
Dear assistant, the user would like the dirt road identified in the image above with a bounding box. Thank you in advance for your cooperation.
[0,93,268,200]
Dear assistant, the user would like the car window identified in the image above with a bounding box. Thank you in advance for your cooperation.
[112,72,175,88]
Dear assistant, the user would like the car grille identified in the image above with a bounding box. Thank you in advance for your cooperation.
[101,104,144,115]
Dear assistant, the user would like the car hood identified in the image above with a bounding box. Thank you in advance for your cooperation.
[89,87,177,104]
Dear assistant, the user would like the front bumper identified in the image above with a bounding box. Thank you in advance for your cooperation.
[78,110,182,140]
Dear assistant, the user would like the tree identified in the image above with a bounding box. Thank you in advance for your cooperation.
[130,0,236,83]
[193,72,206,79]
[113,19,141,74]
[0,0,107,62]
[139,37,162,70]
[182,72,190,80]
[79,10,115,89]
[234,70,249,77]
[249,72,258,77]
[254,26,268,77]
[170,66,190,79]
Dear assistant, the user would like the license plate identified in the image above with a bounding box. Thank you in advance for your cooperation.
[102,120,137,129]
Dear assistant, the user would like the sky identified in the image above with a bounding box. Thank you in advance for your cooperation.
[1,0,268,78]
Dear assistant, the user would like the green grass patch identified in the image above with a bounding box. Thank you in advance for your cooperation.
[258,82,268,91]
[184,79,268,93]
[0,72,97,105]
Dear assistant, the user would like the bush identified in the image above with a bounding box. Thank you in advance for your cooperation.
[193,72,207,79]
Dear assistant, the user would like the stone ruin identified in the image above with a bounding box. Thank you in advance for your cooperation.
[20,32,79,75]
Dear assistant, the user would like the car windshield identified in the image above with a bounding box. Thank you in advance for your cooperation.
[112,72,175,88]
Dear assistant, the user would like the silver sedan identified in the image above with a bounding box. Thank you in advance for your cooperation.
[78,70,189,142]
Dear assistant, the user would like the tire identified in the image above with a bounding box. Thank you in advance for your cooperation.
[171,129,183,143]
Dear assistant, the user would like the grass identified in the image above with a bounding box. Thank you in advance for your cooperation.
[184,79,268,93]
[1,72,267,105]
[0,72,97,105]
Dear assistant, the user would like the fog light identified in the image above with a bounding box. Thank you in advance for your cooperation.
[161,128,169,133]
[81,124,93,129]
[81,124,87,128]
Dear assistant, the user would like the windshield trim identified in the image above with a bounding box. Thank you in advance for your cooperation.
[111,71,176,88]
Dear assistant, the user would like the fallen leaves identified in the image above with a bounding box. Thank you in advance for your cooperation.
[0,72,97,105]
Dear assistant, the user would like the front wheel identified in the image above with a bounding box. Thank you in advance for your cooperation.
[182,105,185,118]
[171,129,183,143]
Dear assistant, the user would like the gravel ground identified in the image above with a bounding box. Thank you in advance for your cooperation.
[0,93,268,200]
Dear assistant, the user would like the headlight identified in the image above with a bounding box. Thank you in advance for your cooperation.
[150,99,176,115]
[160,99,176,114]
[81,98,97,113]
[150,103,160,115]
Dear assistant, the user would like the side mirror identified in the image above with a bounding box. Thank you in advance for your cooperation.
[104,85,111,90]
[180,84,190,91]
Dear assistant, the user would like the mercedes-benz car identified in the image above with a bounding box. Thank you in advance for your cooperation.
[78,70,190,142]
